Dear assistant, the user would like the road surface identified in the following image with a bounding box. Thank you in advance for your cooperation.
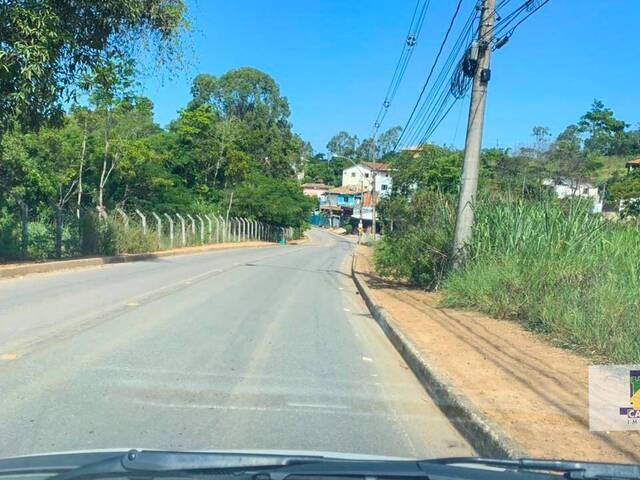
[0,228,473,458]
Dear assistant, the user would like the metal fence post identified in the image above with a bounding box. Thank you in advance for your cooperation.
[16,200,29,259]
[196,214,205,244]
[176,213,186,246]
[115,207,129,230]
[214,215,221,243]
[217,215,225,243]
[186,214,196,243]
[135,209,147,234]
[54,205,63,258]
[204,214,212,243]
[242,218,248,241]
[163,213,174,248]
[151,212,162,248]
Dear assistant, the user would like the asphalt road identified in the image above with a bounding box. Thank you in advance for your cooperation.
[0,228,473,459]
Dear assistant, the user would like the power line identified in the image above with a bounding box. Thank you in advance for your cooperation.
[393,0,469,149]
[396,1,477,149]
[395,0,551,149]
[371,0,432,133]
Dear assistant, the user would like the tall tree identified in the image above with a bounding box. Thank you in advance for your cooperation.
[81,60,136,212]
[578,100,627,155]
[377,126,402,157]
[326,131,358,158]
[0,0,187,132]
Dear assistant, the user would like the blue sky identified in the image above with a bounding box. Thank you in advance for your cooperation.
[141,0,640,155]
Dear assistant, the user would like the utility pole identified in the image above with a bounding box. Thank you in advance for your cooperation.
[368,130,379,238]
[452,0,496,266]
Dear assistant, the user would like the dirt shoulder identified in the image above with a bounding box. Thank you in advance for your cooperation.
[354,245,640,463]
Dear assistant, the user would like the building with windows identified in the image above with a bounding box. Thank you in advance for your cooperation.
[542,178,603,213]
[301,182,330,198]
[341,162,392,196]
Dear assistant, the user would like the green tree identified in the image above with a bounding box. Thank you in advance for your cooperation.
[0,0,187,132]
[326,131,358,158]
[387,145,462,196]
[377,126,402,157]
[232,173,314,227]
[578,100,627,155]
[184,69,302,181]
[81,60,137,211]
[548,125,600,185]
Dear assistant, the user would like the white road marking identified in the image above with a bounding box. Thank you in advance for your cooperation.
[131,399,430,419]
[362,356,373,362]
[343,308,350,312]
[287,402,350,410]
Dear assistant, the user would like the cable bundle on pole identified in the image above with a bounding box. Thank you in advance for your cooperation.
[394,0,551,150]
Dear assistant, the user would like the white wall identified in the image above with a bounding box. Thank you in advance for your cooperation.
[542,179,602,213]
[342,165,373,189]
[342,165,392,196]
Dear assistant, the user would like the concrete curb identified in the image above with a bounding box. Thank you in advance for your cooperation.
[351,255,526,458]
[0,242,276,280]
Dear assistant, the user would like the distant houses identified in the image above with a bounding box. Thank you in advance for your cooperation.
[341,162,392,196]
[301,182,330,198]
[542,178,603,213]
[626,158,640,173]
[304,161,393,228]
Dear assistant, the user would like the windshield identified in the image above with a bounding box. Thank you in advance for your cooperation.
[1,0,639,472]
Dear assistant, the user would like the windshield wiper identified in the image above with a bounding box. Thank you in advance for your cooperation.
[423,457,640,480]
[49,450,322,480]
[1,451,638,480]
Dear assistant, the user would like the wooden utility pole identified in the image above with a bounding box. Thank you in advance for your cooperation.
[452,0,496,266]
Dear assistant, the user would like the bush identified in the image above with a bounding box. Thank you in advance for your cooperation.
[343,224,353,234]
[27,221,55,260]
[0,214,21,261]
[98,217,158,255]
[374,191,455,288]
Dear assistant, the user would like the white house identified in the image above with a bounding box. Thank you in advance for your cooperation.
[341,162,392,196]
[542,178,603,213]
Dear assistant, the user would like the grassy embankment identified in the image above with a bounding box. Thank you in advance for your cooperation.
[376,195,640,362]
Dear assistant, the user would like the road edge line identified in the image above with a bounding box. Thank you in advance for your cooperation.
[0,242,277,280]
[351,253,526,458]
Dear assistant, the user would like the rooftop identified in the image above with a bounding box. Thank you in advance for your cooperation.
[326,185,366,195]
[625,158,640,166]
[361,161,392,172]
[302,182,330,189]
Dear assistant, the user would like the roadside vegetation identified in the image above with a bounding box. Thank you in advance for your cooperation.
[0,2,314,261]
[375,102,640,363]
